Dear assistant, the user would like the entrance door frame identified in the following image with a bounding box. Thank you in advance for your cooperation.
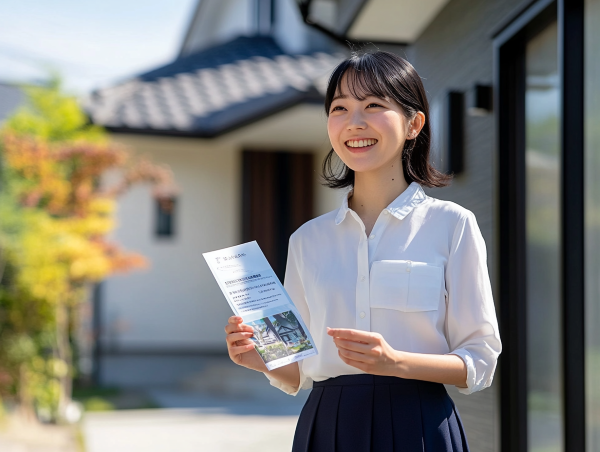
[494,0,585,450]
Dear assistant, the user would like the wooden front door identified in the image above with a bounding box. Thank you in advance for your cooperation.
[242,150,314,281]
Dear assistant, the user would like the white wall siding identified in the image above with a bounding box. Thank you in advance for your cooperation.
[101,138,241,351]
[101,104,340,353]
[181,0,254,56]
[272,0,310,54]
[181,0,338,57]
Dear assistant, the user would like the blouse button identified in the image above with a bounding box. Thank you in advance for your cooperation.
[383,210,389,215]
[360,275,366,282]
[369,234,375,239]
[359,311,366,318]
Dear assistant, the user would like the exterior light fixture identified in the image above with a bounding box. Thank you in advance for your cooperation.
[447,91,465,175]
[468,84,493,116]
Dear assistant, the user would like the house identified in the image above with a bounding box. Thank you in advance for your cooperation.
[85,0,344,385]
[276,324,302,346]
[250,314,306,350]
[273,313,306,345]
[87,0,600,451]
[250,320,279,347]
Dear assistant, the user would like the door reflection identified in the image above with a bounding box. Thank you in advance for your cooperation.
[525,19,564,452]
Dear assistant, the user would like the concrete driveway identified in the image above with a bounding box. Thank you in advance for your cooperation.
[83,355,309,452]
[83,408,299,452]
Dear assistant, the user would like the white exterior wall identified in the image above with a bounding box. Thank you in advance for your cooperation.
[180,0,333,57]
[272,0,310,54]
[181,0,255,56]
[101,104,342,352]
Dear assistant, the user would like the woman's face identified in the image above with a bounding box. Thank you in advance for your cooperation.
[327,75,419,175]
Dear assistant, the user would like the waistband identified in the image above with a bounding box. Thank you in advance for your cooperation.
[313,374,443,389]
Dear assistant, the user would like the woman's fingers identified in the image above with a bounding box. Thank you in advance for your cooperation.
[229,343,256,357]
[338,350,370,372]
[225,316,243,333]
[327,327,373,344]
[337,347,373,363]
[226,327,256,359]
[223,317,267,372]
[226,331,254,347]
[224,316,254,334]
[333,337,371,353]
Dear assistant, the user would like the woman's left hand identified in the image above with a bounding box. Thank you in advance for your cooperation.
[327,327,404,377]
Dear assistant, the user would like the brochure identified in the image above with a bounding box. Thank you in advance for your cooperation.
[203,241,317,371]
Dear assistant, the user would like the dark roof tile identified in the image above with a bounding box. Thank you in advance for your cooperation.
[87,36,343,137]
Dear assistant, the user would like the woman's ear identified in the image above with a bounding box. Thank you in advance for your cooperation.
[407,111,426,139]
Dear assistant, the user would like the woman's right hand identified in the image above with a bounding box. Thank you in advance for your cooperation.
[224,316,268,373]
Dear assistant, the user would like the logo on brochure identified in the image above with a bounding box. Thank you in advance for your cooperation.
[215,253,246,265]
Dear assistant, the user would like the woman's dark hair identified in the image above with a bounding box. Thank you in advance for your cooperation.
[322,51,451,189]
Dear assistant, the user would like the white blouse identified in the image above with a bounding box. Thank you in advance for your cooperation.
[266,182,502,396]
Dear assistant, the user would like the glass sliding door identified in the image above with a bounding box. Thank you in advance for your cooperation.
[585,0,600,449]
[524,19,564,452]
[499,2,588,450]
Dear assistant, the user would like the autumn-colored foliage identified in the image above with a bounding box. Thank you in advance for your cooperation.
[0,77,176,421]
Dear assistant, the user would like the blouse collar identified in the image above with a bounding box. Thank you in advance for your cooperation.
[334,181,428,226]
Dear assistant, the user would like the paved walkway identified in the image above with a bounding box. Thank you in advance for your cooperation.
[0,415,78,452]
[83,356,309,452]
[83,408,299,452]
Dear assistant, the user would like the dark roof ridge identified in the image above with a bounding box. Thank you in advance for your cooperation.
[138,35,286,82]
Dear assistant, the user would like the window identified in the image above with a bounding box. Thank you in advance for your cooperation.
[156,197,176,237]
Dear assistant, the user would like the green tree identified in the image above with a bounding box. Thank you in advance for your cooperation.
[0,77,176,422]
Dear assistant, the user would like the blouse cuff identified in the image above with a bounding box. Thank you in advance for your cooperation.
[264,372,300,395]
[263,369,312,396]
[448,349,477,395]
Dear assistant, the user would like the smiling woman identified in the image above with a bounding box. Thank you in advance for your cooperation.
[224,50,501,452]
[321,51,451,190]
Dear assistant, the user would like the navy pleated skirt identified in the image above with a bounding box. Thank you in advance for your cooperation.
[292,374,470,452]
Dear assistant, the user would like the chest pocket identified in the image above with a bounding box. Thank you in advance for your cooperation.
[369,260,443,312]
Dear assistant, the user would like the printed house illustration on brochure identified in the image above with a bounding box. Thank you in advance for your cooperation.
[251,313,307,348]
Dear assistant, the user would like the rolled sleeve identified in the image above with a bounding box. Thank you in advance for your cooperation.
[262,235,314,395]
[445,211,502,395]
[264,360,313,396]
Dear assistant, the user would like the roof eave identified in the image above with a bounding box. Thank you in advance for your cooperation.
[298,0,448,46]
[102,89,324,139]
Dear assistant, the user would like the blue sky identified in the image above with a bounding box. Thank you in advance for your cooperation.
[0,0,197,95]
